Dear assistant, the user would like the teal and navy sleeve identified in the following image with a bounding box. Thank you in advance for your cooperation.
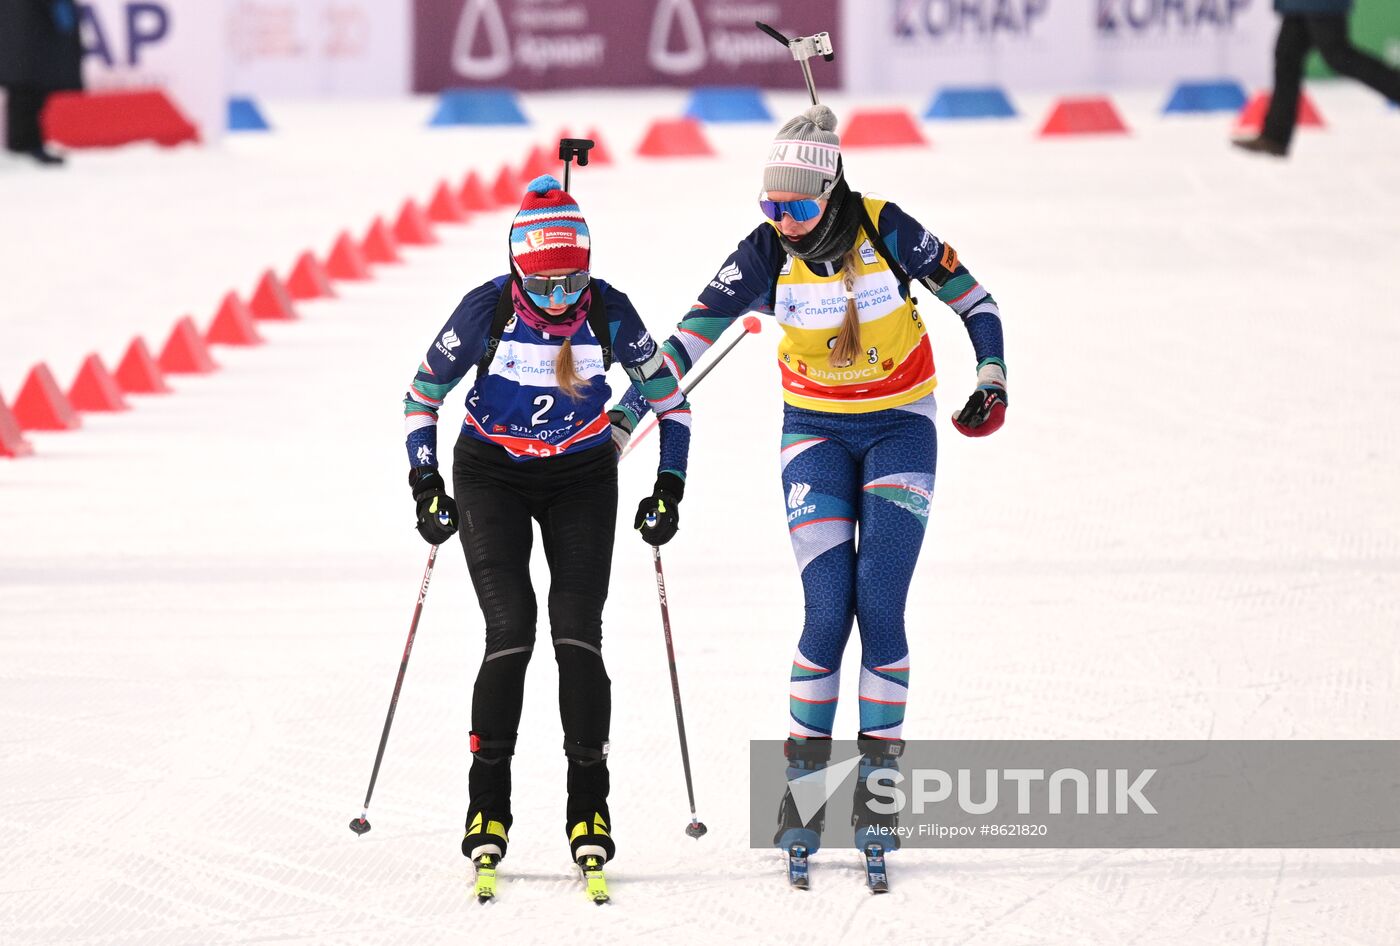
[612,225,782,425]
[605,284,692,483]
[403,280,500,469]
[660,224,782,383]
[877,201,1004,368]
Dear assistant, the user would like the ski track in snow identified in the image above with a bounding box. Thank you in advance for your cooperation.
[2,89,1399,945]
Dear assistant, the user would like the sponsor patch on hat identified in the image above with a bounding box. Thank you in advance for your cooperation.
[526,227,579,249]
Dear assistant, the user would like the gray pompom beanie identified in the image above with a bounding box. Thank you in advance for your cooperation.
[763,105,842,198]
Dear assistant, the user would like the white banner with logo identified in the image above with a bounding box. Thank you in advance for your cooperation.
[1091,0,1275,88]
[80,0,229,140]
[228,0,412,98]
[841,0,1280,94]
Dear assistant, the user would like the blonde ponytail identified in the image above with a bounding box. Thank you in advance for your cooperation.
[555,338,588,399]
[829,251,862,369]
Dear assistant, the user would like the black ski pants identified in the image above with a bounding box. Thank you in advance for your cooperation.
[1264,14,1400,148]
[452,434,617,823]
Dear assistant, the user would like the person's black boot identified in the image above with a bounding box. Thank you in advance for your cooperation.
[461,808,512,861]
[1231,135,1288,158]
[564,740,616,863]
[461,732,516,860]
[852,734,906,853]
[773,736,834,853]
[12,146,66,166]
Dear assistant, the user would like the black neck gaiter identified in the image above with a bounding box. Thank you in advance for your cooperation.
[778,179,862,267]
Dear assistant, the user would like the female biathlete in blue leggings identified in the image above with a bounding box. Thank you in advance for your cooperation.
[611,106,1008,860]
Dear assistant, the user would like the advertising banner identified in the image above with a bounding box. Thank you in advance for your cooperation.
[842,0,1095,93]
[412,0,840,92]
[228,0,412,97]
[79,0,229,139]
[842,0,1282,94]
[1091,0,1275,90]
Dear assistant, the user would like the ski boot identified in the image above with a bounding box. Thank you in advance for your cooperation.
[567,805,613,905]
[463,808,511,903]
[564,740,614,904]
[566,805,615,863]
[774,736,832,888]
[563,740,616,862]
[852,734,905,893]
[463,731,516,903]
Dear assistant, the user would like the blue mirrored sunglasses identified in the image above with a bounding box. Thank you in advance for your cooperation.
[758,196,823,223]
[522,272,589,309]
[758,175,839,224]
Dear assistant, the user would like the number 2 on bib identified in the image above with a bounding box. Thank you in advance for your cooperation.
[531,395,554,426]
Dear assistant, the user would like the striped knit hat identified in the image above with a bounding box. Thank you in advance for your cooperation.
[510,175,590,276]
[764,105,842,197]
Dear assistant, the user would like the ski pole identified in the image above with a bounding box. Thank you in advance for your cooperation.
[650,543,708,840]
[619,314,762,462]
[349,543,439,835]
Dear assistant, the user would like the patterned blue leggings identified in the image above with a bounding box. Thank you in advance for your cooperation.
[780,397,937,740]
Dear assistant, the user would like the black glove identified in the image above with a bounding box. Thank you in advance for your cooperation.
[952,358,1008,438]
[634,472,684,547]
[409,467,459,546]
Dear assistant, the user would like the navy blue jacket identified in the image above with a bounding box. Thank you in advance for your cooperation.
[1275,0,1352,14]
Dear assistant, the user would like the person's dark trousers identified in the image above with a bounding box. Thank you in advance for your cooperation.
[452,434,618,824]
[4,85,49,153]
[1264,14,1400,149]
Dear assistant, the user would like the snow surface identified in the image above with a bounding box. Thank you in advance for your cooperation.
[3,88,1400,945]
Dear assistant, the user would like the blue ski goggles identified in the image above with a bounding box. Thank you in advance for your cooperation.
[759,176,839,223]
[759,195,824,223]
[522,272,589,308]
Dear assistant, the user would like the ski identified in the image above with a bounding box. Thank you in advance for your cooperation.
[786,844,810,889]
[472,854,498,903]
[578,854,610,904]
[862,843,888,894]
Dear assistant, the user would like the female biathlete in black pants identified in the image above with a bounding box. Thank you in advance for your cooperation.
[401,176,691,889]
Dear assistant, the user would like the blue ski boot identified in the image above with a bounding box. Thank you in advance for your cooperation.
[774,737,832,887]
